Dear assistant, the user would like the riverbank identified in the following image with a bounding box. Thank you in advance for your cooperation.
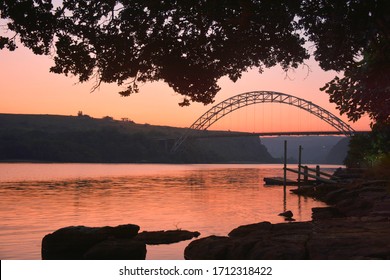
[0,113,275,163]
[184,169,390,259]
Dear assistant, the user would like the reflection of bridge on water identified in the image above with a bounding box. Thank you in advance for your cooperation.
[169,91,369,153]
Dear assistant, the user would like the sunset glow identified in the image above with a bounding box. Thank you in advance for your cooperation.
[0,44,371,132]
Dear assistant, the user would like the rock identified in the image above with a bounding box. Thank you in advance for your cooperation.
[185,221,312,260]
[292,184,341,200]
[42,224,140,260]
[307,219,390,259]
[97,224,140,239]
[185,218,390,260]
[184,236,233,260]
[278,210,293,218]
[335,197,373,216]
[323,188,351,204]
[332,168,365,180]
[228,222,272,238]
[246,236,308,259]
[134,230,200,245]
[83,239,146,260]
[271,221,312,234]
[312,207,344,220]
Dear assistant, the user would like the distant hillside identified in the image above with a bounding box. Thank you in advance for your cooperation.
[181,136,275,163]
[325,137,350,164]
[0,113,275,163]
[260,136,347,164]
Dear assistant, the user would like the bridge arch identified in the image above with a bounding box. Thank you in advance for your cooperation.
[171,91,355,152]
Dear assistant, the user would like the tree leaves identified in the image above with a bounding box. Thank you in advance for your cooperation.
[0,0,308,105]
[299,0,390,124]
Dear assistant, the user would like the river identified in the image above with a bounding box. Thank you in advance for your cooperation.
[0,163,338,260]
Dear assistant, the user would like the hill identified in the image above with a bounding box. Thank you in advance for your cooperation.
[0,113,275,163]
[325,137,350,164]
[260,136,349,164]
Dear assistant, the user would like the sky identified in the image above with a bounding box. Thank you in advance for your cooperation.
[0,42,371,133]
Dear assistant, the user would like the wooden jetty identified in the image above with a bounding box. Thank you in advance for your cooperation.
[285,166,337,184]
[263,142,338,186]
[264,166,338,186]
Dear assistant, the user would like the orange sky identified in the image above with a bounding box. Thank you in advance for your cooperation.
[0,44,371,132]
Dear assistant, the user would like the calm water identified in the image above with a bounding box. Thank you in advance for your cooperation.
[0,163,334,260]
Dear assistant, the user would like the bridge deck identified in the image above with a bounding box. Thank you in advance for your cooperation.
[190,130,369,139]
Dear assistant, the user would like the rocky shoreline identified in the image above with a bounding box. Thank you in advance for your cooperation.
[184,172,390,259]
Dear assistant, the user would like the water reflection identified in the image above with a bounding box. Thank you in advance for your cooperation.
[0,163,331,259]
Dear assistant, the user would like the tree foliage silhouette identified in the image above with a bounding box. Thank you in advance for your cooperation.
[1,0,389,124]
[299,0,390,124]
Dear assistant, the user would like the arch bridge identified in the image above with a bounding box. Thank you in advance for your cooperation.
[170,91,355,153]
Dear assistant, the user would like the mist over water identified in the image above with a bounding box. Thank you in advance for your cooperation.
[0,163,335,259]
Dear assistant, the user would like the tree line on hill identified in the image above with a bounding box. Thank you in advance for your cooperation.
[0,114,275,163]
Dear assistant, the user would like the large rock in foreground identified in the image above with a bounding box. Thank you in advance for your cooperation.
[185,222,311,260]
[308,217,390,259]
[84,239,146,260]
[185,218,390,259]
[42,224,141,260]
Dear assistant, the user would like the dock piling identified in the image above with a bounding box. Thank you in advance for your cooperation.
[298,145,302,188]
[303,166,309,183]
[283,140,287,190]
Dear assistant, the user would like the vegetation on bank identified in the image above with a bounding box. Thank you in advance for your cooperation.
[345,123,390,180]
[0,113,275,163]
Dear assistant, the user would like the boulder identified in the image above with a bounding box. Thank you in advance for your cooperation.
[323,188,351,204]
[307,219,390,259]
[311,207,344,220]
[185,221,312,260]
[185,218,390,260]
[42,224,140,260]
[84,239,146,260]
[228,221,272,238]
[291,184,342,201]
[134,230,200,245]
[335,197,373,216]
[184,236,233,260]
[245,236,308,259]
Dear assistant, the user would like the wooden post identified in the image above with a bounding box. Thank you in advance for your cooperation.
[298,145,302,189]
[283,140,287,190]
[316,165,320,183]
[304,166,308,183]
[282,140,287,212]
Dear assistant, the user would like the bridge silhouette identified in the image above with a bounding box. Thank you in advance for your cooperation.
[170,91,368,153]
[188,130,365,139]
